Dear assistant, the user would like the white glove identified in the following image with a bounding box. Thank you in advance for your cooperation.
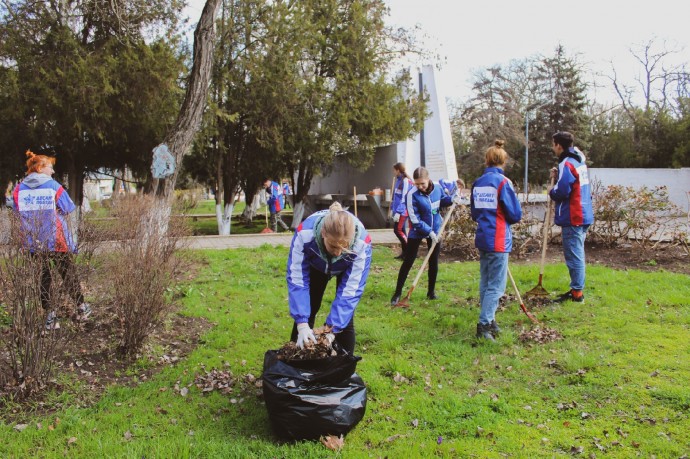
[452,195,463,206]
[428,231,439,245]
[325,333,335,346]
[392,213,400,223]
[296,323,317,349]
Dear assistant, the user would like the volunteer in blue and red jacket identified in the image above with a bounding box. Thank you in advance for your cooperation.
[390,167,459,305]
[390,162,414,259]
[13,150,92,330]
[548,131,594,303]
[286,202,372,354]
[263,179,290,232]
[471,140,522,340]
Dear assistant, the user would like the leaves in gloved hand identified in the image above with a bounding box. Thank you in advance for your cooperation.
[277,330,337,360]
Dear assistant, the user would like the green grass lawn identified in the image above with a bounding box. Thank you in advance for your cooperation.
[1,246,689,458]
[87,200,294,235]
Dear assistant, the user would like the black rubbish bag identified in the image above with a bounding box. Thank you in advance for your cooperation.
[262,348,367,441]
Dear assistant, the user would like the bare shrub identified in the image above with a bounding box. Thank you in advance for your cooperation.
[442,206,477,260]
[173,189,201,215]
[590,180,684,249]
[443,204,541,259]
[0,212,63,400]
[105,195,189,357]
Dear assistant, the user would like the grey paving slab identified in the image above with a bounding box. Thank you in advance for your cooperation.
[183,229,399,250]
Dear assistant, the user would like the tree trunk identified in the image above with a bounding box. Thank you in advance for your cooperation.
[153,0,221,203]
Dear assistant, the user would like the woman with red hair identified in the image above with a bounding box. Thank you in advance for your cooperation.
[13,150,91,330]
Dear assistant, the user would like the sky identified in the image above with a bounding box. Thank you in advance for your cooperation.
[183,0,689,105]
[383,0,689,104]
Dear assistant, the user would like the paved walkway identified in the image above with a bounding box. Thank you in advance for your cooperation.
[183,229,399,249]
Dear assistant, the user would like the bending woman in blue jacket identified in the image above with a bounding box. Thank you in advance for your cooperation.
[390,167,456,305]
[471,140,522,340]
[286,202,372,354]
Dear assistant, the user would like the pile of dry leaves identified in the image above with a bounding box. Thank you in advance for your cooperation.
[518,326,563,344]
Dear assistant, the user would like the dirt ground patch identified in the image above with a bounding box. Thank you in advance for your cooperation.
[0,257,214,421]
[435,240,690,276]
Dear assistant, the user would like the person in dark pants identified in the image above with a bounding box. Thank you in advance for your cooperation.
[390,162,414,259]
[390,167,458,305]
[548,131,594,303]
[264,179,289,232]
[13,150,92,330]
[470,140,522,340]
[286,202,372,354]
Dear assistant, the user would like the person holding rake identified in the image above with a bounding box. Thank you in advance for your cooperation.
[390,167,460,306]
[471,140,522,340]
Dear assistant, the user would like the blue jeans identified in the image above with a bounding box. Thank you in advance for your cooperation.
[479,251,509,325]
[561,225,590,291]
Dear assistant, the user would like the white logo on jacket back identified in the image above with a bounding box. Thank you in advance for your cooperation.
[473,187,498,209]
[18,189,56,211]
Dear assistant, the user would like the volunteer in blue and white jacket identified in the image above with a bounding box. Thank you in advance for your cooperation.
[13,150,91,330]
[471,140,522,340]
[548,131,594,303]
[286,202,372,354]
[390,162,415,259]
[390,167,458,305]
[263,179,289,232]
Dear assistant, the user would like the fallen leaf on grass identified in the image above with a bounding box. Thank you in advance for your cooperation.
[124,431,133,441]
[67,437,77,446]
[519,326,563,344]
[180,387,189,397]
[320,434,344,451]
[13,424,28,432]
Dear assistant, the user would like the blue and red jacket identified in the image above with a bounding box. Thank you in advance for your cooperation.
[549,148,594,227]
[265,181,284,214]
[13,173,77,253]
[286,209,372,333]
[406,181,453,239]
[470,167,522,253]
[391,175,414,217]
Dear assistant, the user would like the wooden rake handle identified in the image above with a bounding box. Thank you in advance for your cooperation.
[538,177,555,277]
[407,202,458,293]
[507,266,540,324]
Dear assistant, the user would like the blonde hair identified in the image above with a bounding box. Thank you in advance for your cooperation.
[485,140,509,167]
[321,202,355,246]
[25,149,56,174]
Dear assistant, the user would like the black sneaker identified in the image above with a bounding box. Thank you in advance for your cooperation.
[490,320,501,336]
[554,290,585,303]
[45,311,60,330]
[77,303,92,321]
[426,292,437,300]
[476,323,494,340]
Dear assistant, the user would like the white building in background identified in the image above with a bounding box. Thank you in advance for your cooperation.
[309,65,458,197]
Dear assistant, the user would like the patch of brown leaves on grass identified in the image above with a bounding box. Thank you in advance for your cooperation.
[518,326,563,344]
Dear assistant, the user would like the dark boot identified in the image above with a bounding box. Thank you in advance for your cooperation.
[490,320,501,336]
[390,291,402,306]
[476,323,495,340]
[426,291,437,300]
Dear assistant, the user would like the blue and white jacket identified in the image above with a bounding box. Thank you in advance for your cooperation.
[265,181,284,214]
[13,173,77,253]
[470,167,522,253]
[286,209,372,333]
[549,148,594,227]
[391,175,414,217]
[406,181,453,240]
